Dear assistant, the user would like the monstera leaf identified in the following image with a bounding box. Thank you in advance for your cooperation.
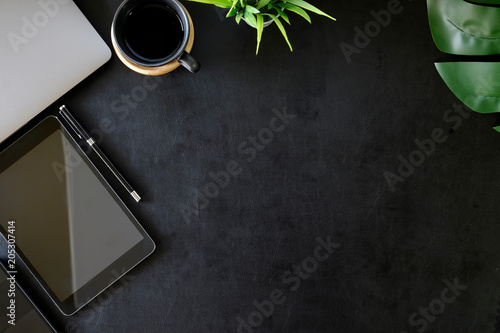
[465,0,500,4]
[435,62,500,114]
[428,0,500,119]
[427,0,500,55]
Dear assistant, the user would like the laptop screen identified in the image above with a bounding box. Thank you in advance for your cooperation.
[0,0,110,143]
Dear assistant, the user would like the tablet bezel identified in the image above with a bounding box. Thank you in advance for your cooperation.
[0,115,155,316]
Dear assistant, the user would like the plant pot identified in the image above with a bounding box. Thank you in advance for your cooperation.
[243,15,276,28]
[262,17,274,28]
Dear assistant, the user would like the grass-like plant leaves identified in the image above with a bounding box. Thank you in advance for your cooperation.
[186,0,335,54]
[278,3,311,23]
[285,0,335,21]
[263,13,292,52]
[187,0,232,8]
[256,14,264,54]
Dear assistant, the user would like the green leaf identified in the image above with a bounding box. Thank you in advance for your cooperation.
[271,5,290,24]
[186,0,233,8]
[435,62,500,114]
[467,0,500,4]
[226,7,238,17]
[226,0,240,17]
[245,5,260,14]
[236,11,244,24]
[427,0,500,55]
[244,10,258,28]
[256,0,272,9]
[285,0,335,21]
[278,3,311,23]
[256,14,264,54]
[263,13,293,51]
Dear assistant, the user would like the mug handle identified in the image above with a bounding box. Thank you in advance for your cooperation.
[178,51,200,73]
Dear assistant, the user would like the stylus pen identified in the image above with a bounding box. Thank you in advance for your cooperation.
[59,105,142,202]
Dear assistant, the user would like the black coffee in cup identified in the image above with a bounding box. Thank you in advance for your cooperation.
[112,0,200,74]
[123,4,183,62]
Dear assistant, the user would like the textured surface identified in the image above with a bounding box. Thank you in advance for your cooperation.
[5,0,500,332]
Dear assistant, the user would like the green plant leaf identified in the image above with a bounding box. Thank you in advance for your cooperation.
[435,62,500,114]
[256,14,264,54]
[263,13,293,51]
[226,0,240,17]
[467,0,500,4]
[427,0,500,55]
[271,5,290,24]
[236,11,244,24]
[244,10,258,28]
[278,3,311,23]
[185,0,233,8]
[226,6,239,17]
[245,5,260,13]
[284,0,335,21]
[426,0,500,133]
[256,0,272,9]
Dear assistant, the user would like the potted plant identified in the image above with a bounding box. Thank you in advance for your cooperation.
[184,0,335,54]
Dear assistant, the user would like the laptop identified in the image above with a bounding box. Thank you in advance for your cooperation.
[0,0,111,143]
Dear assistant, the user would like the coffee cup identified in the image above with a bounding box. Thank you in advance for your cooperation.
[111,0,200,75]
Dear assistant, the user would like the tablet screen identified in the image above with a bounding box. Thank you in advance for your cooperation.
[0,116,154,315]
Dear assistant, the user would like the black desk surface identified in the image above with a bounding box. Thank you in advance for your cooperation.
[13,0,500,332]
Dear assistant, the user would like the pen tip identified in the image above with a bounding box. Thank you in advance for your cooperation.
[131,191,141,203]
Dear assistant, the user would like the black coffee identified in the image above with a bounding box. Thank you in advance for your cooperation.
[123,4,183,62]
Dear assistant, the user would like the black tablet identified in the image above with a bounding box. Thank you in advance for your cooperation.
[0,116,155,315]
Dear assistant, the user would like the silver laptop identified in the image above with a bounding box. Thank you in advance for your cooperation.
[0,0,111,143]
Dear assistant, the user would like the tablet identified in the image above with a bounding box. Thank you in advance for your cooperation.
[0,116,155,315]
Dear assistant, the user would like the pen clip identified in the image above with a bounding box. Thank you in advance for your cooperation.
[57,105,142,203]
[59,105,83,140]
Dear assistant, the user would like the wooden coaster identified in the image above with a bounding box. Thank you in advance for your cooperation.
[112,4,195,76]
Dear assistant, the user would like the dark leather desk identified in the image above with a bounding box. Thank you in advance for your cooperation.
[23,0,500,332]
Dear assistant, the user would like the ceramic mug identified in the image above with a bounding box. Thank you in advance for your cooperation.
[111,0,200,75]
